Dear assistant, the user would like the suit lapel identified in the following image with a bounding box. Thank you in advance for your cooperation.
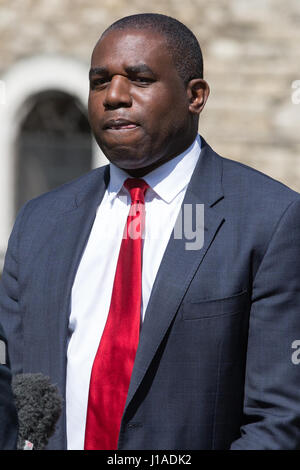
[124,139,225,412]
[45,167,109,381]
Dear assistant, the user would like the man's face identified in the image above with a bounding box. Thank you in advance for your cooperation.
[88,28,199,176]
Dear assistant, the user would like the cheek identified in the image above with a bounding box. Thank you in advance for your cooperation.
[87,99,96,127]
[139,96,177,132]
[142,87,188,126]
[146,104,187,138]
[88,93,103,123]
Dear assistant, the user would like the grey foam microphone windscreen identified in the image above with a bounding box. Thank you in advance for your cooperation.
[12,373,62,450]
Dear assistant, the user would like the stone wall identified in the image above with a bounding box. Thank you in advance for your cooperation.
[1,0,300,192]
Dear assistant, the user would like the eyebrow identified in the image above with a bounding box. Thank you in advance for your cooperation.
[89,67,107,79]
[125,64,155,75]
[89,63,155,79]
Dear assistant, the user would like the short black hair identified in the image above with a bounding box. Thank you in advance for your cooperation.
[101,13,204,85]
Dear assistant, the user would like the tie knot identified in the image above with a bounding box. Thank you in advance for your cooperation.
[124,178,149,204]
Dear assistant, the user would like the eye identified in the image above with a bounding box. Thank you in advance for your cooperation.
[90,78,109,89]
[133,76,155,86]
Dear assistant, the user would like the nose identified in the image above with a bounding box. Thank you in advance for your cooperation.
[103,75,132,109]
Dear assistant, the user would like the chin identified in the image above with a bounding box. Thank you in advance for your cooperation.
[104,149,147,169]
[112,157,151,171]
[100,142,148,166]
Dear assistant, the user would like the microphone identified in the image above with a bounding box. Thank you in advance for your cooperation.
[12,373,62,450]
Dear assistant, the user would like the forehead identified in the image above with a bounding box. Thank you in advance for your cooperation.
[91,29,175,72]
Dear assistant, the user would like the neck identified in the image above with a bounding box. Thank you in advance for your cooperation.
[122,133,199,177]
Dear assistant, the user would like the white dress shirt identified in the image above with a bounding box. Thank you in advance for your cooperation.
[66,135,201,449]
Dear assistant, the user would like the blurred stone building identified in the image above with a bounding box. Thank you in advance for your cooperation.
[0,0,300,268]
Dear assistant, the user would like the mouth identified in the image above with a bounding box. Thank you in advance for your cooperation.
[104,118,139,131]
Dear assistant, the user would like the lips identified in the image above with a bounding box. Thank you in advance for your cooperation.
[104,118,139,130]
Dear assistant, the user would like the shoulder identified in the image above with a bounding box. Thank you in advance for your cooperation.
[215,148,300,213]
[26,165,108,207]
[17,165,108,216]
[10,165,109,240]
[199,138,300,237]
[222,154,298,197]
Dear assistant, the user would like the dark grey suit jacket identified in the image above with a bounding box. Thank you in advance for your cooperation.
[0,323,18,449]
[1,138,300,450]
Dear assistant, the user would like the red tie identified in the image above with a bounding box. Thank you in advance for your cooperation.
[84,178,149,450]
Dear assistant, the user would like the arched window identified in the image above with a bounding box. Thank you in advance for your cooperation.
[0,55,107,268]
[15,90,92,212]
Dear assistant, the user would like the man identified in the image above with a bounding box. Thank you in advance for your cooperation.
[0,323,18,449]
[0,13,300,450]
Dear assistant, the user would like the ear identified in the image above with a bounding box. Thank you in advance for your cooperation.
[187,79,210,115]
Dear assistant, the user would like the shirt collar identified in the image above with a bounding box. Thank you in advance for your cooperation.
[108,135,201,203]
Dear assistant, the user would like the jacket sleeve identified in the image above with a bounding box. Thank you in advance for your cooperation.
[0,203,29,375]
[0,324,18,449]
[230,198,300,450]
